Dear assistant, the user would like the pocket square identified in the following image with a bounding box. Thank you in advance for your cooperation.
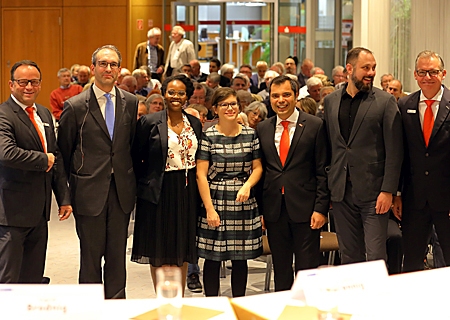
[407,109,416,114]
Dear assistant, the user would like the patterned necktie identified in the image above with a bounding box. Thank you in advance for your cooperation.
[423,99,435,147]
[25,107,46,152]
[104,93,115,140]
[279,121,290,165]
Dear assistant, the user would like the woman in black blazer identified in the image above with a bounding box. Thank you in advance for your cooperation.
[131,74,202,294]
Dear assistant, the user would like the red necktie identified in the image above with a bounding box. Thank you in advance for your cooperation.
[25,107,46,152]
[280,121,290,166]
[423,100,435,147]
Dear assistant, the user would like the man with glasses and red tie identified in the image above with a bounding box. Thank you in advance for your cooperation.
[0,60,72,283]
[256,75,329,291]
[58,45,138,298]
[394,50,450,272]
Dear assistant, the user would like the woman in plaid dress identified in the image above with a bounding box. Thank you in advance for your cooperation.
[196,87,263,297]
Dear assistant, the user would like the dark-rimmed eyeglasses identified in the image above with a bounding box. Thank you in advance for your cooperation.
[97,61,119,69]
[217,101,239,109]
[13,79,41,87]
[415,69,442,77]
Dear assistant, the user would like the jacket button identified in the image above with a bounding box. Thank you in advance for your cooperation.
[425,153,429,157]
[425,171,429,176]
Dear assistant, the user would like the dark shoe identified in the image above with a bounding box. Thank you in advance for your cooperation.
[41,277,50,284]
[187,273,203,293]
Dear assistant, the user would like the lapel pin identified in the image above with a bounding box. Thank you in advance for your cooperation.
[298,123,303,127]
[407,109,416,114]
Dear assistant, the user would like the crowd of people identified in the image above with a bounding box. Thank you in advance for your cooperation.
[1,24,449,301]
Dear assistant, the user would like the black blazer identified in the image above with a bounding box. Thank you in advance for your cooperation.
[58,86,138,216]
[398,87,450,212]
[257,111,329,223]
[0,97,70,227]
[132,110,202,204]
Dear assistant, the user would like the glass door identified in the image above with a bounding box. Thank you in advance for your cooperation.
[278,0,306,64]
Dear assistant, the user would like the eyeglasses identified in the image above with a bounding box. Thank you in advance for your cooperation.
[167,90,186,97]
[97,61,120,69]
[217,101,239,109]
[13,79,41,87]
[416,69,442,77]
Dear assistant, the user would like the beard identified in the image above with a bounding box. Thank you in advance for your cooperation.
[352,74,373,92]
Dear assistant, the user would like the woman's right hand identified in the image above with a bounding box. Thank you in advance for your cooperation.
[206,209,221,228]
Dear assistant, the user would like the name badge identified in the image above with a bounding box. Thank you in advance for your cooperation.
[407,109,416,114]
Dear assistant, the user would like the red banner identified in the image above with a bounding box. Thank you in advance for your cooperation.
[278,26,306,34]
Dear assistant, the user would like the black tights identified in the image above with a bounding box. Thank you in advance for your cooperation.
[203,259,248,297]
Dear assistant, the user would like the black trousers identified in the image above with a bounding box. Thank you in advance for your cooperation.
[265,197,320,292]
[402,202,450,272]
[74,177,131,299]
[0,215,48,283]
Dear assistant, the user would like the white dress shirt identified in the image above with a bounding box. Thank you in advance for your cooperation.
[274,108,299,156]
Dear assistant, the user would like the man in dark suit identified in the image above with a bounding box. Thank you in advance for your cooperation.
[323,47,403,265]
[58,45,138,299]
[257,75,329,291]
[190,59,208,83]
[133,27,165,81]
[0,60,72,283]
[395,50,450,272]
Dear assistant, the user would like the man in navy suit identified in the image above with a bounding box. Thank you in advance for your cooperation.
[395,50,450,272]
[0,60,72,283]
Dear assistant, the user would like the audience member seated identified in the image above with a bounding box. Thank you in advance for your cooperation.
[76,65,91,87]
[236,90,254,111]
[387,79,406,101]
[297,97,317,115]
[257,70,279,100]
[206,72,221,90]
[239,64,259,93]
[145,93,165,114]
[231,73,250,92]
[119,75,137,93]
[380,73,394,91]
[50,68,82,121]
[251,61,268,92]
[270,62,285,76]
[221,64,235,82]
[138,101,148,119]
[244,101,267,129]
[186,104,208,127]
[190,59,208,83]
[236,112,249,126]
[316,85,335,119]
[70,63,80,83]
[284,56,298,76]
[210,58,230,87]
[297,58,314,86]
[331,65,346,86]
[132,68,150,96]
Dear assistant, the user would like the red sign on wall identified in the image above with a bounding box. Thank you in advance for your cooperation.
[137,19,143,30]
[278,26,306,34]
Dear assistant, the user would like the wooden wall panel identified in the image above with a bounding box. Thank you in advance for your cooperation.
[2,0,62,7]
[62,6,128,71]
[1,8,62,108]
[63,0,126,7]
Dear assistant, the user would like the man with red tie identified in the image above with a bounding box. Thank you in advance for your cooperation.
[256,75,329,291]
[0,60,72,283]
[395,50,450,272]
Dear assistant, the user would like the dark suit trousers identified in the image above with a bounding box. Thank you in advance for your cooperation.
[265,197,320,292]
[0,215,48,283]
[386,218,403,275]
[74,176,131,299]
[402,202,450,272]
[333,182,389,264]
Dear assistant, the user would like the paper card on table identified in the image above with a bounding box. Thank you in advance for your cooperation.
[230,300,268,320]
[0,284,103,320]
[291,260,388,315]
[132,304,224,320]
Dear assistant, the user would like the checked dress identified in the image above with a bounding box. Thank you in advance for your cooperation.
[196,125,263,261]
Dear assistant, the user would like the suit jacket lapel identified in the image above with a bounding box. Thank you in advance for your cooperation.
[329,92,346,145]
[158,111,169,163]
[430,88,450,143]
[264,117,282,168]
[88,87,112,140]
[113,87,126,143]
[348,91,374,145]
[9,98,44,151]
[284,113,306,166]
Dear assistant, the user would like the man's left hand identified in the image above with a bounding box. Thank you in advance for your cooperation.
[310,212,326,229]
[375,191,392,214]
[58,205,72,221]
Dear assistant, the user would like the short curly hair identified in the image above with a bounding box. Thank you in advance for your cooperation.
[161,74,194,100]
